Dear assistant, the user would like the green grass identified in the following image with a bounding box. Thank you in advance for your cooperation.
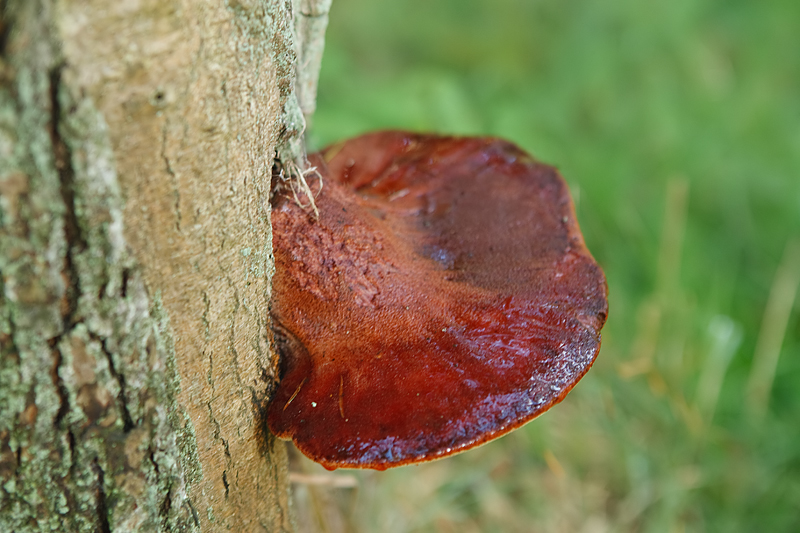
[294,0,800,531]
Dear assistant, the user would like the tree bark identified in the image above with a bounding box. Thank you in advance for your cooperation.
[0,0,319,530]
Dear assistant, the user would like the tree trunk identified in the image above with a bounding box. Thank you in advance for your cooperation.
[0,0,323,530]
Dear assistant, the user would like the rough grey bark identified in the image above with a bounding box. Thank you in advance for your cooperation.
[0,0,319,530]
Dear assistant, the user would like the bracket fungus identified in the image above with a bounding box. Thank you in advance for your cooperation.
[268,131,608,470]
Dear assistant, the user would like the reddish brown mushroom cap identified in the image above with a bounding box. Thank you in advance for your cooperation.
[268,131,608,470]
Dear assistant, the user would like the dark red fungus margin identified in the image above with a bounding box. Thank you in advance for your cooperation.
[268,131,608,470]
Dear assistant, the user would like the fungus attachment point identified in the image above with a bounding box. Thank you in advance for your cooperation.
[268,131,608,470]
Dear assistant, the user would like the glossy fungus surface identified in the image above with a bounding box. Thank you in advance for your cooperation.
[268,131,608,470]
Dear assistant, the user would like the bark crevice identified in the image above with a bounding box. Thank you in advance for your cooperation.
[92,458,111,533]
[160,122,181,233]
[49,65,84,331]
[89,331,135,432]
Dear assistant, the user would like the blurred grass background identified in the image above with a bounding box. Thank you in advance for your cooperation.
[291,0,800,531]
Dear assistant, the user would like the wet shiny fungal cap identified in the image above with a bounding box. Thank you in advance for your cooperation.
[267,131,608,470]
